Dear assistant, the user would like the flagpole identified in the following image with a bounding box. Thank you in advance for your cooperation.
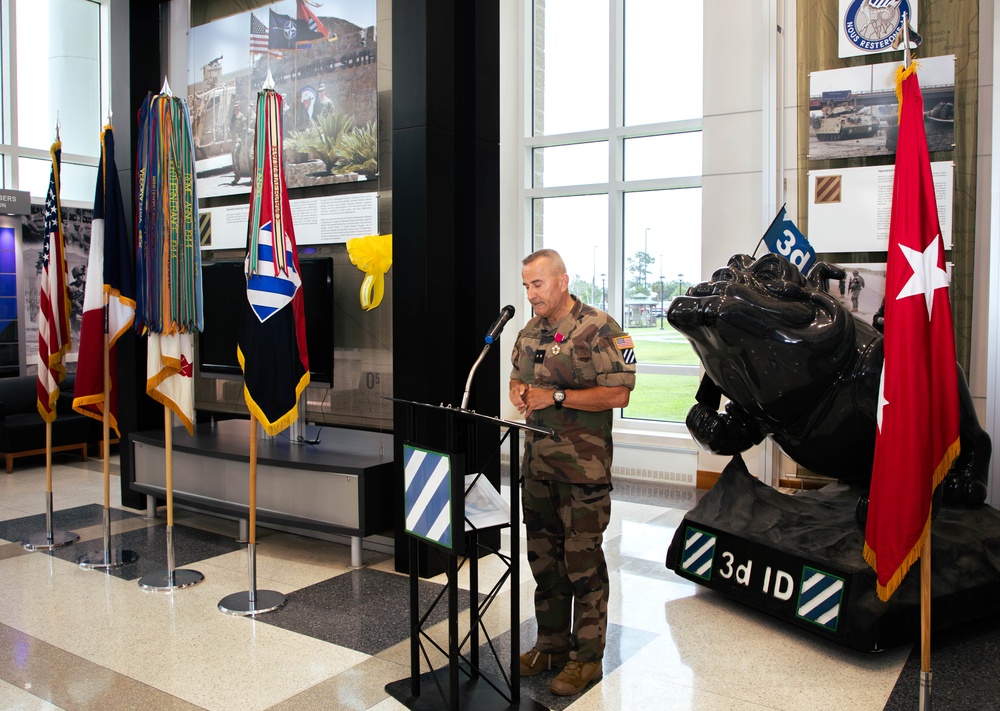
[78,296,138,569]
[897,14,933,709]
[137,407,204,590]
[22,422,79,550]
[218,414,286,615]
[23,137,78,552]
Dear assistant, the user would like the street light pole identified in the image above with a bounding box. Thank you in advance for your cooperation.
[592,246,596,306]
[643,228,650,291]
[677,273,684,298]
[659,273,665,330]
[601,273,606,312]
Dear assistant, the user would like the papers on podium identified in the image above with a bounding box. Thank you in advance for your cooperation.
[464,474,510,531]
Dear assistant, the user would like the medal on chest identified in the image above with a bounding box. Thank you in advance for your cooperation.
[551,332,565,356]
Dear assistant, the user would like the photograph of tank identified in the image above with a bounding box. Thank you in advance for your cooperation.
[187,0,377,199]
[808,55,954,161]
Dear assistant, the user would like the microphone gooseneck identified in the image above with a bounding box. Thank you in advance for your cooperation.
[463,306,517,409]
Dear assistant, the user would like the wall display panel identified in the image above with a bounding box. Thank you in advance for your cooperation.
[797,0,977,373]
[808,56,955,161]
[20,205,92,372]
[187,0,378,199]
[198,192,377,249]
[807,162,953,254]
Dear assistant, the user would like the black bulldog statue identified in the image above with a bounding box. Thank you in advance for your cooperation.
[667,252,989,507]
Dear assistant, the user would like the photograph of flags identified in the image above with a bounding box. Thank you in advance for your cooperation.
[297,0,330,41]
[863,63,961,602]
[239,89,309,436]
[249,12,272,56]
[72,127,136,437]
[269,10,299,50]
[135,91,203,434]
[36,142,71,423]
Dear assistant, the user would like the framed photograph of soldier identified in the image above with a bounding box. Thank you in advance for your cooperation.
[187,0,378,199]
[808,55,954,161]
[815,261,886,321]
[20,205,91,373]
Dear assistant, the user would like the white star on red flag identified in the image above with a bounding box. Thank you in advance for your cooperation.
[895,233,949,319]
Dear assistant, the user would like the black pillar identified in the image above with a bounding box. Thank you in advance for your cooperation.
[116,0,170,510]
[392,1,501,575]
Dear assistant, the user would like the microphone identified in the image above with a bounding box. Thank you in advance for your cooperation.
[484,305,515,344]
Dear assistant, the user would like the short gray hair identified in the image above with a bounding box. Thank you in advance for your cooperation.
[522,248,567,275]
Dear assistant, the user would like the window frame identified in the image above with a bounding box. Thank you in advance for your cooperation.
[1,0,108,209]
[520,0,703,431]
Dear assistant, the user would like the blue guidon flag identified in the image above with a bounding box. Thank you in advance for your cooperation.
[761,205,816,276]
[403,445,453,549]
[680,526,716,581]
[238,89,310,436]
[796,566,845,632]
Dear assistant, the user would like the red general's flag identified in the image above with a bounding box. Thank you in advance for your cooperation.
[239,89,309,435]
[73,127,136,436]
[36,142,72,423]
[863,64,960,601]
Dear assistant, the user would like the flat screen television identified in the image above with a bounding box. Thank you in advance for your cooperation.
[198,257,335,386]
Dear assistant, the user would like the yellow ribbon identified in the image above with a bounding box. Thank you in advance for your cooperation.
[346,233,392,310]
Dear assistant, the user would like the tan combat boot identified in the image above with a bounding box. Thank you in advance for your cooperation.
[549,659,603,696]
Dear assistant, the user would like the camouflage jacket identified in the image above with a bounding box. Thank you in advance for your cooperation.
[510,296,636,484]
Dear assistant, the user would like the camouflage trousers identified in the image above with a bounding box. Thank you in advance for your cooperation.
[521,478,612,663]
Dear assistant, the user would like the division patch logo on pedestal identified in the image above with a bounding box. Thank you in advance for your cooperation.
[796,566,845,631]
[680,526,717,581]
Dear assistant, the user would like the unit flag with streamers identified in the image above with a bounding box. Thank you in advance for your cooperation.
[135,91,204,434]
[238,89,309,436]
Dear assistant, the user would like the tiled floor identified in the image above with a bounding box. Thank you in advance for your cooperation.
[0,451,994,710]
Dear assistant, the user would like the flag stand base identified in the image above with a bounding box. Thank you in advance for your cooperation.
[77,507,139,569]
[138,525,205,591]
[217,542,286,616]
[23,492,79,550]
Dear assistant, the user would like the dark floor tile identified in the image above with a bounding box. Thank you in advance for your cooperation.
[0,504,139,545]
[883,613,1000,710]
[474,618,656,711]
[45,519,242,581]
[256,568,483,655]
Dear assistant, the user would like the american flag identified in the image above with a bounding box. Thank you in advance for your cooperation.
[36,142,72,422]
[249,12,271,55]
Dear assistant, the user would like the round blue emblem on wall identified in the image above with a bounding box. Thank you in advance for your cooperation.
[843,0,912,53]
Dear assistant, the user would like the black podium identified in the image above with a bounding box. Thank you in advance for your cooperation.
[386,398,551,711]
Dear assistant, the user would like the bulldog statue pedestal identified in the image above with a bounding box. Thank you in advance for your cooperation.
[666,456,1000,652]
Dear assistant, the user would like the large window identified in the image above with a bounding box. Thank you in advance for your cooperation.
[526,0,703,425]
[6,0,104,202]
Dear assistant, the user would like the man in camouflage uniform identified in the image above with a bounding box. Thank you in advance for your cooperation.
[509,248,636,696]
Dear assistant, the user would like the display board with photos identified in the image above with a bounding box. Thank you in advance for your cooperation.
[187,0,378,200]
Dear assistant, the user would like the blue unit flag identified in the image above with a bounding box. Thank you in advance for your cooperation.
[796,566,844,631]
[761,205,817,276]
[680,526,716,581]
[403,445,453,549]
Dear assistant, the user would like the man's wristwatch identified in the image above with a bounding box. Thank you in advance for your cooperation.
[553,390,566,409]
